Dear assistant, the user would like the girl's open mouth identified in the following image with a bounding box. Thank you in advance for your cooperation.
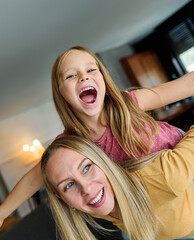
[79,87,97,104]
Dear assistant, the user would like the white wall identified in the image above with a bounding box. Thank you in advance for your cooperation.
[0,100,63,165]
[98,43,134,90]
[0,100,63,216]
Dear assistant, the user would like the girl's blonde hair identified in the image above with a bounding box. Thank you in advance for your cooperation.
[52,46,159,158]
[41,135,160,240]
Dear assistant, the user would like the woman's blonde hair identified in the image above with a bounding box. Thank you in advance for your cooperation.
[41,135,160,240]
[52,46,159,158]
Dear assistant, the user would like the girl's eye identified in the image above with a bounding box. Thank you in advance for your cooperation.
[66,74,76,79]
[88,69,96,73]
[83,164,91,173]
[65,182,74,191]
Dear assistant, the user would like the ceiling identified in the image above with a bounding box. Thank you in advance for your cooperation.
[0,0,190,120]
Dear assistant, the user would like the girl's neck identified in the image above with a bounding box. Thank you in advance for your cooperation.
[83,111,108,141]
[89,124,107,141]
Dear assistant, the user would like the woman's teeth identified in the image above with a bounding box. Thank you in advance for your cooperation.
[89,188,104,205]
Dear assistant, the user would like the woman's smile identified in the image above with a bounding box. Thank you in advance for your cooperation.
[46,147,116,216]
[87,187,105,208]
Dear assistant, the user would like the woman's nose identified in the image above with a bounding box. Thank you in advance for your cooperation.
[80,181,92,195]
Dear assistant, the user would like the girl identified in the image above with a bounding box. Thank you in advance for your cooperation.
[0,46,194,229]
[41,126,194,240]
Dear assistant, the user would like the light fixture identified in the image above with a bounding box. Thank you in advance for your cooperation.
[22,144,30,152]
[30,146,36,152]
[22,139,44,163]
[32,139,40,147]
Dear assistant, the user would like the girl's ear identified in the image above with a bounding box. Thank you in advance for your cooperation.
[54,192,62,200]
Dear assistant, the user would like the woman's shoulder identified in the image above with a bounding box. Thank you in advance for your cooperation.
[139,125,194,195]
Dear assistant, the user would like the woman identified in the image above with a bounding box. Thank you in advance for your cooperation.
[41,126,194,240]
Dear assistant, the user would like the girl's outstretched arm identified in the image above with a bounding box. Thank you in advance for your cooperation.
[135,71,194,111]
[0,161,43,228]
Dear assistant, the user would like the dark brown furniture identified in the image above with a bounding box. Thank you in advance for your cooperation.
[120,51,194,131]
[120,50,170,88]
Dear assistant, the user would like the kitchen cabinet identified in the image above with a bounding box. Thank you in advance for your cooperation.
[120,50,170,88]
[120,50,194,131]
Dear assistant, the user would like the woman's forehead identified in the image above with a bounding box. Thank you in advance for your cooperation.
[46,147,86,172]
[46,147,90,184]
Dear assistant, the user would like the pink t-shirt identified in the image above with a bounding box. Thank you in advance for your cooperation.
[57,91,184,162]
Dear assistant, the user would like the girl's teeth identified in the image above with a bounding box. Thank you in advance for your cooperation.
[89,188,103,205]
[80,87,94,94]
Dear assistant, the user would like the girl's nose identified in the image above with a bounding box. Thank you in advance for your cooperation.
[79,74,89,82]
[80,77,89,82]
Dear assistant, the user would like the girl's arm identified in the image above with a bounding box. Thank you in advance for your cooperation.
[135,71,194,111]
[0,161,43,227]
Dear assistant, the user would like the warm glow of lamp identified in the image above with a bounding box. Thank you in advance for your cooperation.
[23,144,30,152]
[32,139,40,147]
[22,139,45,164]
[30,146,36,152]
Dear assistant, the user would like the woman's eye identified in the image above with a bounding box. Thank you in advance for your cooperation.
[88,69,96,73]
[65,182,74,191]
[83,164,91,173]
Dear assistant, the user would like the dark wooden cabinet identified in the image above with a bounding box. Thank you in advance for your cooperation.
[153,99,194,132]
[120,50,194,131]
[120,50,170,88]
